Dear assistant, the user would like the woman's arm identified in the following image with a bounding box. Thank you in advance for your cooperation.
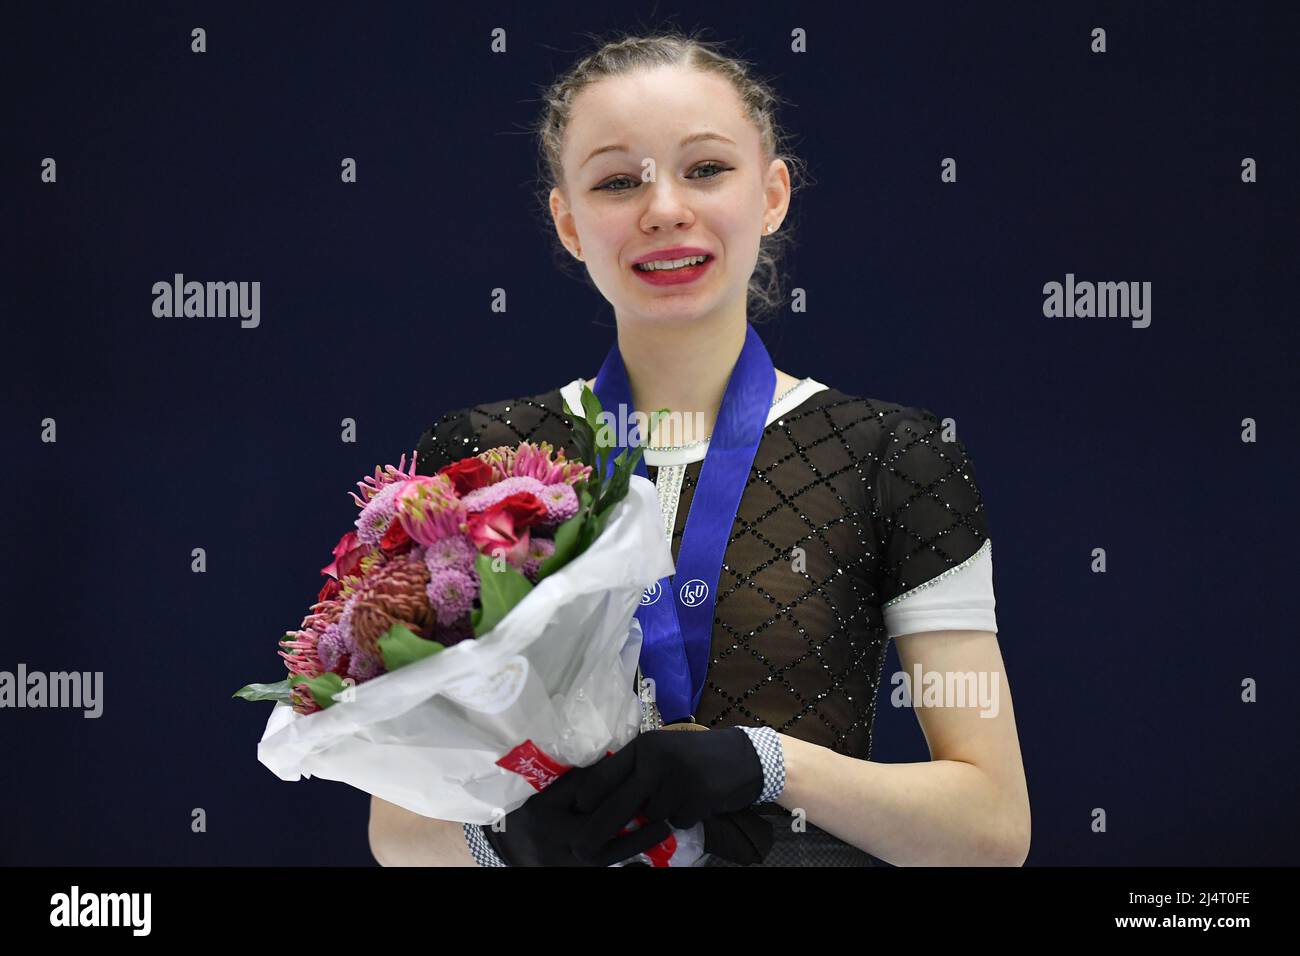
[368,795,480,866]
[776,629,1031,866]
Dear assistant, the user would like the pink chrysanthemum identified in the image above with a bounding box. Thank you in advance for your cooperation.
[316,623,349,673]
[335,593,357,650]
[347,650,385,682]
[394,475,468,546]
[460,475,548,512]
[535,481,579,525]
[426,565,479,627]
[522,537,556,580]
[350,451,421,509]
[478,441,592,487]
[354,481,405,548]
[424,535,477,574]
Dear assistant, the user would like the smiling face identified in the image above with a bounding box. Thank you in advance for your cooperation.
[549,65,790,327]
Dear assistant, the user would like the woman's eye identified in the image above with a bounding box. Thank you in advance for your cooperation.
[596,163,732,192]
[597,175,637,192]
[689,162,729,179]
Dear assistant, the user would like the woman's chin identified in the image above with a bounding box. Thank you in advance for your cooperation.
[625,301,715,326]
[624,281,727,320]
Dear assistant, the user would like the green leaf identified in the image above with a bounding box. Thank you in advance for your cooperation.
[596,447,633,516]
[569,420,595,483]
[592,406,665,515]
[625,441,648,475]
[232,679,293,702]
[587,506,613,543]
[575,485,594,527]
[579,383,604,430]
[583,389,621,483]
[378,621,445,671]
[469,552,534,637]
[576,512,599,555]
[292,671,347,710]
[567,392,600,501]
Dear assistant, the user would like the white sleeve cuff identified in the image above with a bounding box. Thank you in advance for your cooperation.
[737,725,786,803]
[463,822,507,866]
[883,538,997,639]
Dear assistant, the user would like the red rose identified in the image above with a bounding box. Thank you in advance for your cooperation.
[321,530,366,580]
[379,516,413,554]
[438,457,495,495]
[318,577,342,603]
[465,492,549,566]
[496,492,549,528]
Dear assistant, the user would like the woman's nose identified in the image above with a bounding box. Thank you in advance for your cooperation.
[640,178,693,230]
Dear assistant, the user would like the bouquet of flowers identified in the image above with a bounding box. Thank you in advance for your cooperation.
[237,389,702,864]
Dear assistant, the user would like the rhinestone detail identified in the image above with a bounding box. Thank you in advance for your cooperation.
[881,537,991,609]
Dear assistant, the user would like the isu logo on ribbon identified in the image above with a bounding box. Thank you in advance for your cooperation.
[641,581,663,605]
[596,321,776,724]
[678,579,709,607]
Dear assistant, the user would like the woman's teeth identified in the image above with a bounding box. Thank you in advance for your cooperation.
[634,255,710,272]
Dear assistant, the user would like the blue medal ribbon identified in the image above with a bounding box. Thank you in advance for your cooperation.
[593,323,775,723]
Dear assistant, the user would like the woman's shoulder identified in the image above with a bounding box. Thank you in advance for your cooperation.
[788,381,955,458]
[819,382,989,535]
[786,382,990,522]
[413,383,577,476]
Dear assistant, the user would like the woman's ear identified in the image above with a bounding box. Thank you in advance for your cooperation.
[549,186,582,260]
[763,158,791,230]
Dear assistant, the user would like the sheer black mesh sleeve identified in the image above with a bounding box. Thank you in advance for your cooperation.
[413,408,475,477]
[412,386,575,478]
[870,406,990,607]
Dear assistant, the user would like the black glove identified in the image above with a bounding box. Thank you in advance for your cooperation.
[482,761,673,867]
[569,727,765,864]
[701,807,775,865]
[587,811,774,866]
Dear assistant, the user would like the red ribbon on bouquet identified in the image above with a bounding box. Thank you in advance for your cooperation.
[497,739,678,866]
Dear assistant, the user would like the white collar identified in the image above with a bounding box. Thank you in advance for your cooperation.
[558,376,829,466]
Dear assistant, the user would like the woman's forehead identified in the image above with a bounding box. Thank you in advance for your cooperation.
[564,68,753,160]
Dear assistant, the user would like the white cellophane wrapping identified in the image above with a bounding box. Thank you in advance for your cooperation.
[257,474,676,830]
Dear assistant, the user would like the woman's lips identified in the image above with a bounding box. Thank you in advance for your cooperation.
[630,256,714,286]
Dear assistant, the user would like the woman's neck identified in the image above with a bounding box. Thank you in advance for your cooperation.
[582,317,799,448]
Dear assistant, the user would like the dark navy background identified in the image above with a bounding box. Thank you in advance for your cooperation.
[2,2,1296,865]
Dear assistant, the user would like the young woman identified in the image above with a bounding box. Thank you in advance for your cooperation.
[369,31,1030,867]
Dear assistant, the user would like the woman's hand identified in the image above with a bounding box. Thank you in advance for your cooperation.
[484,760,673,866]
[700,808,775,865]
[569,727,765,862]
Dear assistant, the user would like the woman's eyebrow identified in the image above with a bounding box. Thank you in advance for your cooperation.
[580,131,737,168]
